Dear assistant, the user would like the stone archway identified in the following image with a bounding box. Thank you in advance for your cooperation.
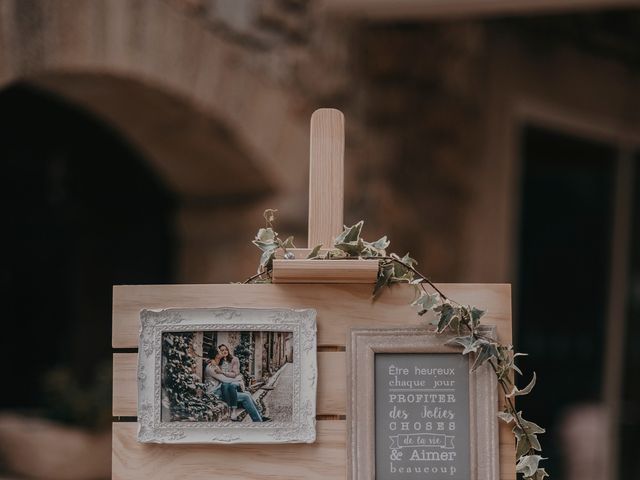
[0,0,314,228]
[0,0,326,281]
[22,72,283,282]
[0,81,177,414]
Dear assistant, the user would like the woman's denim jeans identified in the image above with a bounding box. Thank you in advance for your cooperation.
[214,383,263,422]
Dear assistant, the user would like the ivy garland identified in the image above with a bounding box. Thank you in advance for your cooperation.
[245,209,548,480]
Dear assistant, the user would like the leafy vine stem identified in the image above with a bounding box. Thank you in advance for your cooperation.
[244,209,548,480]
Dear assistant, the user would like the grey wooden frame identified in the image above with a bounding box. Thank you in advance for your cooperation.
[347,326,499,480]
[137,307,317,444]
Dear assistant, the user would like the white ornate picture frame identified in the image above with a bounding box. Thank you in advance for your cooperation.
[137,307,317,444]
[348,326,499,480]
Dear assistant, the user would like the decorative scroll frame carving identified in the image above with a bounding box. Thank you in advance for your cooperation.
[137,307,317,444]
[347,326,499,480]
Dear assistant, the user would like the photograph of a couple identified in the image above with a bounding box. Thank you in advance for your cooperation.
[161,330,294,424]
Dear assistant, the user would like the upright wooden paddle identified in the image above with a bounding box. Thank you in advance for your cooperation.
[272,109,378,284]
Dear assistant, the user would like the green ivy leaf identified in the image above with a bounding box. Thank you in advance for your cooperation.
[507,372,537,398]
[497,411,514,423]
[307,244,323,259]
[513,411,545,457]
[528,432,542,452]
[373,262,394,297]
[516,455,545,477]
[471,340,498,371]
[279,235,296,249]
[515,429,532,458]
[390,253,414,279]
[370,236,390,250]
[253,227,278,252]
[256,227,275,243]
[338,237,367,256]
[470,307,485,327]
[259,248,276,271]
[436,304,458,333]
[411,292,440,315]
[335,221,363,245]
[519,417,545,436]
[446,335,478,354]
[528,468,549,480]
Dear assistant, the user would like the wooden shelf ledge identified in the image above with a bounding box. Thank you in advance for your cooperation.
[271,259,379,284]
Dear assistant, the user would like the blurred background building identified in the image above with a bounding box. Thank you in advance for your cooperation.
[1,0,639,478]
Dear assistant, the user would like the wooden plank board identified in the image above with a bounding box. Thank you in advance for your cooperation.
[308,109,344,248]
[113,352,347,417]
[113,283,512,348]
[271,259,379,283]
[113,420,514,480]
[112,421,347,480]
[113,353,138,417]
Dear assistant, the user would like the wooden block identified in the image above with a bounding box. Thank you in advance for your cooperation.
[271,259,379,284]
[112,421,347,480]
[112,284,512,349]
[113,353,138,417]
[500,443,516,479]
[113,352,347,417]
[308,109,344,248]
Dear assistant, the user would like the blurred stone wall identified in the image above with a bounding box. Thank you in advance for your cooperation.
[2,0,639,284]
[163,0,490,280]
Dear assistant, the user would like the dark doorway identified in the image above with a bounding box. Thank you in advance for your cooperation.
[516,125,616,478]
[620,153,640,479]
[0,83,176,426]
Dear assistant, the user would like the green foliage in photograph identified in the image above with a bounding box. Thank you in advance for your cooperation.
[246,210,548,480]
[163,333,227,422]
[234,332,253,383]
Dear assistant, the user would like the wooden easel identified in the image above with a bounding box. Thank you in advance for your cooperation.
[111,109,515,479]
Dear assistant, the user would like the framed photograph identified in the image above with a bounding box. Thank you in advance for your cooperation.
[137,307,317,444]
[348,327,499,480]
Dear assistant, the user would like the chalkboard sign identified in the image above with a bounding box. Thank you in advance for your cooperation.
[375,353,470,479]
[348,327,499,480]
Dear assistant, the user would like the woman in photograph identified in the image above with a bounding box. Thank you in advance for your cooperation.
[216,344,242,386]
[204,347,270,422]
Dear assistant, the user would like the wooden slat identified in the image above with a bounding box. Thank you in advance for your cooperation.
[318,351,347,415]
[112,421,347,480]
[271,259,378,284]
[308,108,344,248]
[500,444,516,479]
[113,352,346,417]
[113,353,138,417]
[113,420,515,480]
[112,284,512,348]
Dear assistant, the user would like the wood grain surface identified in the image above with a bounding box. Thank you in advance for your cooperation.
[271,259,379,283]
[113,283,512,348]
[112,421,346,480]
[308,108,344,248]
